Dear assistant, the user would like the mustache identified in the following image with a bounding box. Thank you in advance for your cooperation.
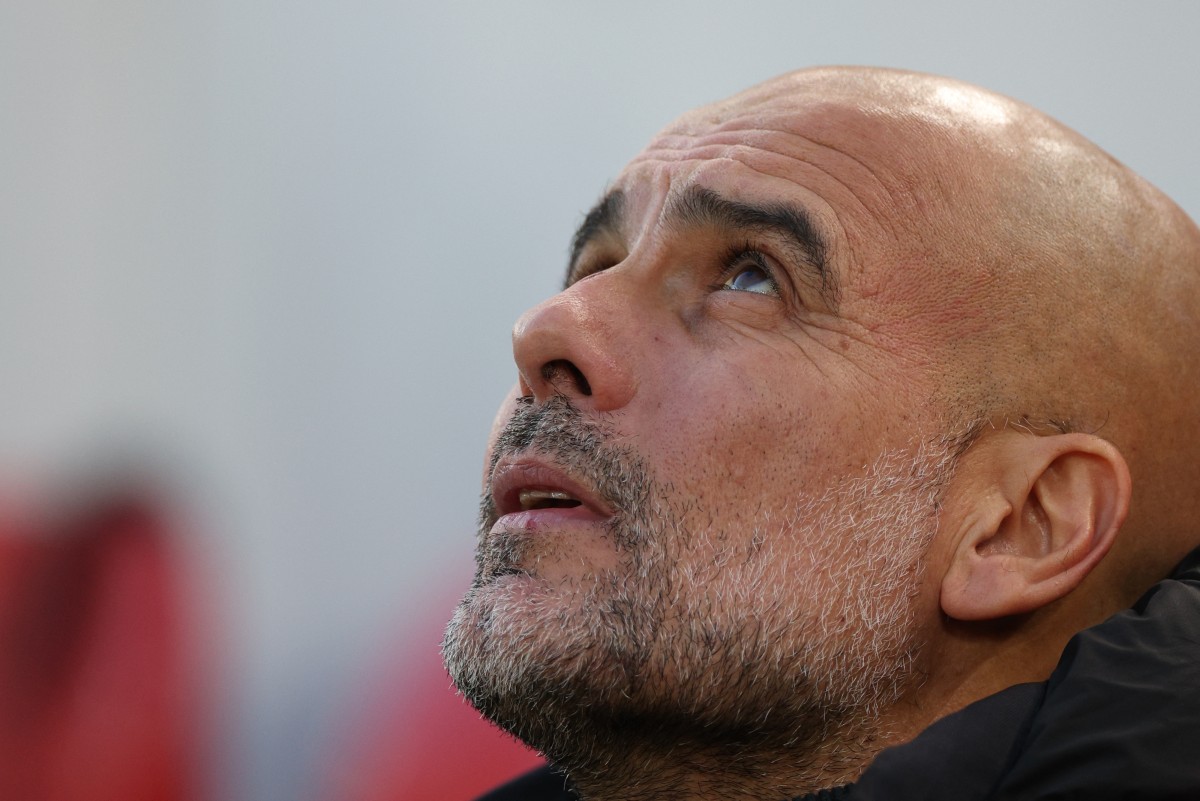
[479,395,653,532]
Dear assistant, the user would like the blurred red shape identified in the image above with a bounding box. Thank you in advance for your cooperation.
[0,492,197,801]
[321,590,543,801]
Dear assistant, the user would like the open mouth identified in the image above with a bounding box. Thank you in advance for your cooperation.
[518,489,583,511]
[490,458,611,521]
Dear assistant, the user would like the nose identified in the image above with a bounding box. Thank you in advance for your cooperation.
[511,280,638,412]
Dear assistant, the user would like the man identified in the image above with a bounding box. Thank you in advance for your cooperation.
[442,67,1200,800]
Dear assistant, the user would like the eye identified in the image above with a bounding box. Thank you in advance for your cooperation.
[720,251,780,297]
[565,259,616,290]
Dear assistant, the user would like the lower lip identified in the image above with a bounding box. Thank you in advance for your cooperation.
[493,505,610,534]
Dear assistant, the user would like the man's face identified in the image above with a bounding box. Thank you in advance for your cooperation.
[445,77,993,765]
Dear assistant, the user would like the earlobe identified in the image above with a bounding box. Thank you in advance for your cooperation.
[940,432,1131,621]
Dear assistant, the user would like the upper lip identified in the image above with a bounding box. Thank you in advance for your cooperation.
[490,456,614,519]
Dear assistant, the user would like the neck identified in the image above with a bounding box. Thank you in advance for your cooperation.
[554,715,902,801]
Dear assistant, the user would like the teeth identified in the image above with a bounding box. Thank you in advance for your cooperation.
[518,489,578,511]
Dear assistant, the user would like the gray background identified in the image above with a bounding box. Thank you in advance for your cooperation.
[2,2,1197,799]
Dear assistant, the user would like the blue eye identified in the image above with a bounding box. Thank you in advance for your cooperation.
[721,258,779,296]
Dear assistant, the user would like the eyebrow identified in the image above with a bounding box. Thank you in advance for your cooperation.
[567,190,626,286]
[668,185,835,307]
[566,185,836,307]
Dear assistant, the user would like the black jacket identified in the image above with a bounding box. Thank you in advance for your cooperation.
[478,548,1200,801]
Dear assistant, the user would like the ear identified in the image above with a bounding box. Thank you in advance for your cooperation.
[940,432,1131,621]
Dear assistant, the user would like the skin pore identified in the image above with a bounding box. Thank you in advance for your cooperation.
[443,68,1200,800]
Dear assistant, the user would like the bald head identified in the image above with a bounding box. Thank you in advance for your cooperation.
[674,67,1200,585]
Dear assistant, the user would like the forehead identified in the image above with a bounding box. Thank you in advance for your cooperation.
[609,99,956,299]
[592,89,1018,355]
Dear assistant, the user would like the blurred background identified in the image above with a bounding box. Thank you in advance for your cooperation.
[2,2,1198,799]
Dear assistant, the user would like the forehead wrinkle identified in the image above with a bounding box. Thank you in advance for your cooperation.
[638,124,898,209]
[667,130,902,225]
[788,130,901,210]
[632,134,900,288]
[678,123,905,220]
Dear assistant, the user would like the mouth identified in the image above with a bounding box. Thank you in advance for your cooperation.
[490,458,613,525]
[515,488,583,511]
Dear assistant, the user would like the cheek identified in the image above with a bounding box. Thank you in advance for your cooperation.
[645,362,846,508]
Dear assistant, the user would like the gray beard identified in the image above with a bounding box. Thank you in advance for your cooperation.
[443,396,956,798]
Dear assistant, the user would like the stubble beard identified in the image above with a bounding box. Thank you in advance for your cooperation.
[443,397,957,797]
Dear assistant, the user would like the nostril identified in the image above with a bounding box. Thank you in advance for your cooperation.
[541,359,592,396]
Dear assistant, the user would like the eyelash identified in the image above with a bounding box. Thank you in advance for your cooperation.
[569,244,785,297]
[565,259,616,290]
[710,244,781,294]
